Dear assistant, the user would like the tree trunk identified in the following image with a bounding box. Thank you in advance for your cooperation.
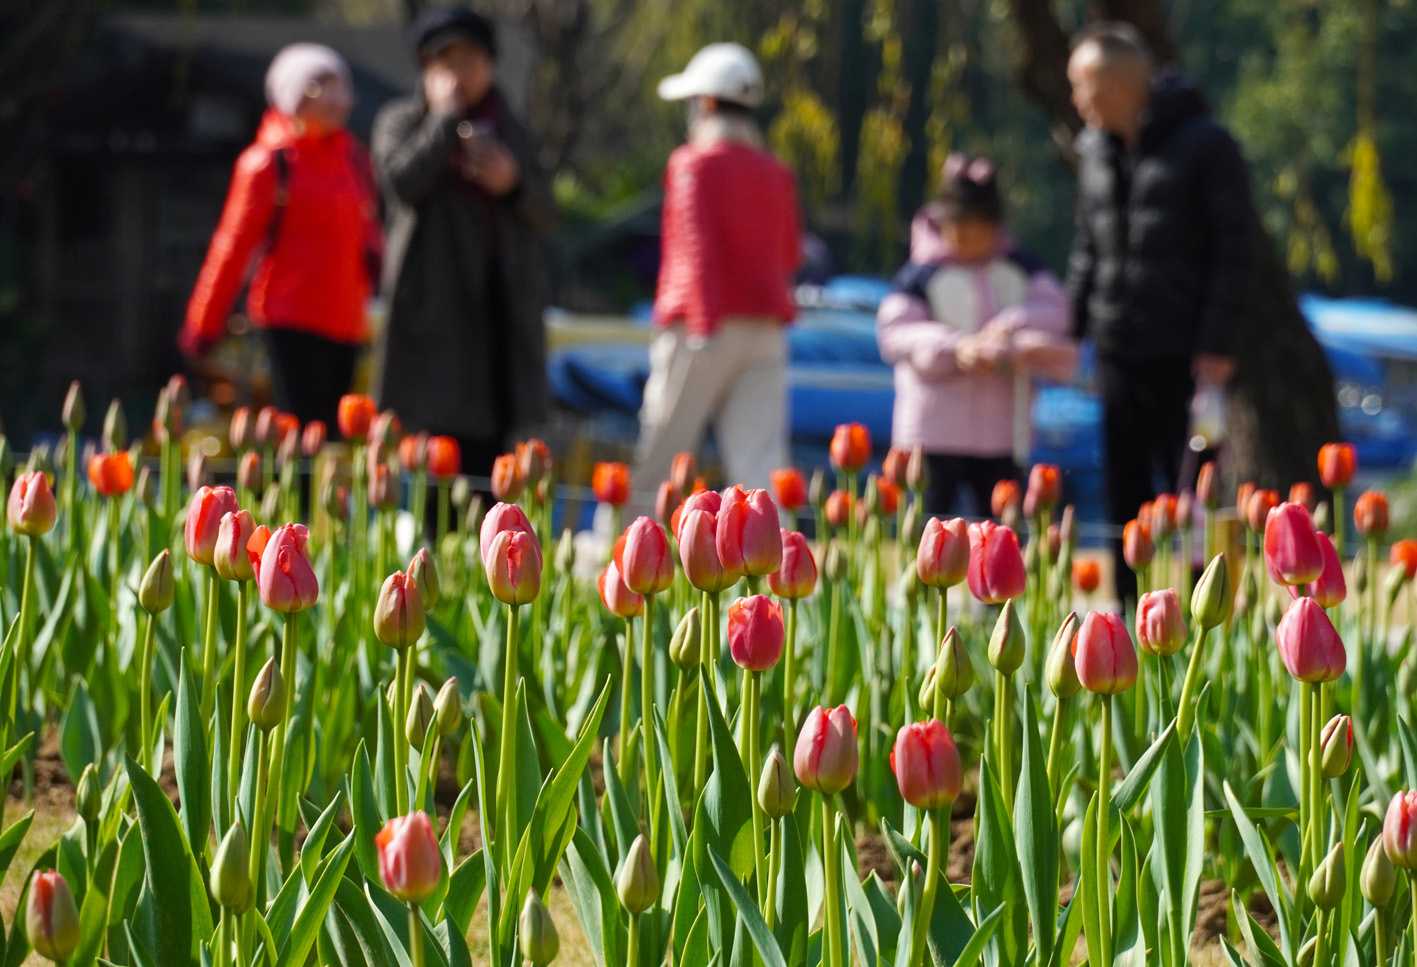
[836,0,869,199]
[897,0,940,222]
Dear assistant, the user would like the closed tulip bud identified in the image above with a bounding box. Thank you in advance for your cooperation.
[1306,531,1346,607]
[520,890,560,965]
[1354,490,1389,538]
[1392,540,1417,582]
[1386,561,1409,610]
[1387,791,1417,870]
[1265,592,1285,628]
[591,462,631,507]
[277,428,299,470]
[1263,502,1325,586]
[451,473,472,512]
[793,705,858,795]
[7,471,57,537]
[368,461,399,511]
[368,410,401,451]
[1047,613,1082,698]
[1320,714,1353,779]
[337,394,376,441]
[139,549,175,614]
[553,528,576,576]
[237,451,262,496]
[403,548,439,610]
[376,812,443,904]
[1318,442,1357,489]
[1288,481,1317,514]
[670,452,698,495]
[1234,566,1258,618]
[1122,519,1154,570]
[210,823,251,911]
[1245,489,1279,534]
[254,482,281,522]
[881,447,909,488]
[718,487,783,577]
[901,502,924,548]
[1296,936,1318,967]
[430,678,462,738]
[214,510,256,583]
[1175,491,1193,529]
[1362,835,1397,906]
[1073,558,1101,594]
[62,381,85,431]
[26,870,79,962]
[1023,536,1040,577]
[75,763,100,823]
[248,657,284,731]
[297,419,325,457]
[967,520,1027,603]
[932,627,974,700]
[674,489,723,540]
[1136,589,1186,656]
[1024,463,1062,518]
[617,517,675,595]
[485,529,543,605]
[906,444,929,491]
[987,599,1026,674]
[101,398,127,452]
[670,606,701,669]
[491,452,524,502]
[1250,607,1269,649]
[770,467,808,512]
[892,719,963,810]
[808,467,829,509]
[917,517,969,589]
[184,485,239,566]
[479,502,535,571]
[617,834,659,915]
[375,571,426,650]
[1073,611,1138,695]
[406,683,436,751]
[824,540,846,582]
[863,473,882,517]
[26,442,53,481]
[988,479,1020,519]
[728,594,785,671]
[824,490,852,529]
[135,465,156,508]
[1276,597,1346,683]
[465,493,485,534]
[1313,500,1330,534]
[1191,553,1233,629]
[0,436,14,483]
[758,748,796,819]
[251,405,278,447]
[1150,494,1178,538]
[188,450,212,492]
[1196,461,1219,509]
[654,480,682,529]
[829,422,871,474]
[254,523,319,612]
[861,515,880,548]
[598,559,644,619]
[228,406,253,451]
[1308,843,1345,911]
[769,530,817,599]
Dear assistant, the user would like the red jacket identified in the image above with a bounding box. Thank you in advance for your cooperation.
[182,111,382,353]
[653,139,801,337]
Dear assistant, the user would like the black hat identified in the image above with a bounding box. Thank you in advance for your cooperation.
[407,7,497,61]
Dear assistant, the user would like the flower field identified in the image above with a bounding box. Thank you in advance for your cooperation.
[0,381,1413,967]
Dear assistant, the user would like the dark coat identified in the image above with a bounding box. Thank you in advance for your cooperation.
[371,89,556,441]
[1064,75,1254,361]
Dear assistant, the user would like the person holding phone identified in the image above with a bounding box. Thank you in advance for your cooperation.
[371,7,556,480]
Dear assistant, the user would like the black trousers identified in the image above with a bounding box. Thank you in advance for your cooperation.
[924,453,1021,518]
[1097,353,1195,604]
[262,328,360,430]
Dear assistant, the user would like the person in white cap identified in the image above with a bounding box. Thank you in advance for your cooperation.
[633,43,802,495]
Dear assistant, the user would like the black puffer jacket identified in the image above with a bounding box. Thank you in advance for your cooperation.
[1065,74,1254,361]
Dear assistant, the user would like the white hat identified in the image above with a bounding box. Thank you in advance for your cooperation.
[265,43,352,117]
[657,43,764,108]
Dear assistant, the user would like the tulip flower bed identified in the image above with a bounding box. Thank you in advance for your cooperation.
[1,385,1415,967]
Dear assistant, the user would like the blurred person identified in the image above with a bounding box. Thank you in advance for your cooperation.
[633,43,801,495]
[1066,23,1251,602]
[371,7,555,483]
[181,44,381,429]
[876,155,1076,516]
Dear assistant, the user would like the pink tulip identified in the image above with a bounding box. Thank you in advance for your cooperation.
[1385,791,1417,870]
[25,869,79,961]
[676,489,723,540]
[375,812,443,904]
[598,560,644,619]
[1276,596,1346,683]
[1072,611,1138,694]
[485,529,542,606]
[374,571,425,650]
[891,719,962,810]
[966,520,1027,603]
[184,485,240,566]
[678,508,738,593]
[1264,502,1325,587]
[1135,589,1186,657]
[479,502,535,571]
[253,523,318,612]
[7,471,57,538]
[214,510,257,583]
[728,594,785,672]
[916,517,969,589]
[616,517,675,596]
[794,705,858,795]
[717,487,783,577]
[768,530,817,599]
[1305,531,1347,607]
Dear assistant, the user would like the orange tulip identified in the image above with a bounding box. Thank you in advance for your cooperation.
[1196,461,1219,509]
[592,462,631,507]
[770,468,808,512]
[1245,489,1279,533]
[1024,463,1062,517]
[88,451,134,497]
[1072,558,1101,594]
[426,436,461,481]
[882,447,910,488]
[1354,490,1389,538]
[670,452,698,494]
[824,490,853,530]
[990,479,1021,519]
[1288,481,1317,513]
[517,438,553,484]
[829,422,871,474]
[1391,539,1417,581]
[337,394,377,441]
[491,453,525,502]
[1122,519,1154,570]
[1317,442,1356,490]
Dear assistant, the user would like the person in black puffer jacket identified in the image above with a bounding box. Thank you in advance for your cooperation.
[1065,22,1255,604]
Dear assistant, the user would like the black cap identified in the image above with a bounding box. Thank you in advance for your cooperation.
[407,7,497,61]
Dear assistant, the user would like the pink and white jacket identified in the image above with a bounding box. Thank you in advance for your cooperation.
[876,213,1077,457]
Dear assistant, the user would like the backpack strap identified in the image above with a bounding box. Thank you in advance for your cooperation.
[264,147,291,253]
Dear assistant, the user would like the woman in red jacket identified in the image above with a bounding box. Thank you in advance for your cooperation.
[181,43,382,428]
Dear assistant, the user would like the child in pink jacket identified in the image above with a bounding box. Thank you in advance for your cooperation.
[877,155,1077,515]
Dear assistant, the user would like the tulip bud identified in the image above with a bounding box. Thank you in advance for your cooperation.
[407,548,441,610]
[0,436,12,482]
[1122,519,1154,570]
[26,870,79,962]
[138,549,175,615]
[808,467,829,509]
[58,382,85,434]
[435,678,463,737]
[1136,589,1187,657]
[485,528,542,606]
[187,450,210,493]
[1320,714,1353,779]
[906,444,929,492]
[75,763,100,823]
[617,834,660,915]
[1276,597,1346,684]
[617,517,676,595]
[769,530,817,600]
[214,511,256,583]
[1047,612,1082,699]
[255,522,320,613]
[1362,835,1397,906]
[863,473,882,516]
[901,502,924,549]
[990,479,1021,519]
[758,748,796,819]
[770,467,808,513]
[1249,608,1269,650]
[26,441,53,481]
[1073,558,1101,594]
[210,823,252,911]
[932,627,974,701]
[7,471,57,538]
[185,485,240,566]
[718,487,783,577]
[376,812,443,904]
[248,658,285,731]
[793,705,858,795]
[1233,566,1258,619]
[100,398,127,452]
[375,571,426,651]
[276,429,299,470]
[1385,561,1408,611]
[519,890,560,965]
[917,517,969,589]
[1387,790,1417,870]
[824,490,852,530]
[829,422,871,474]
[1306,531,1346,607]
[891,719,963,810]
[728,594,785,672]
[967,520,1027,603]
[1073,611,1138,695]
[406,683,436,751]
[1296,936,1317,967]
[1308,843,1345,911]
[987,599,1026,674]
[670,607,701,669]
[591,462,631,506]
[1263,502,1325,586]
[1190,554,1233,629]
[824,540,846,582]
[1354,490,1389,539]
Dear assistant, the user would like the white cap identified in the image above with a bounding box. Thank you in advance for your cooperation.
[265,43,351,117]
[657,43,764,108]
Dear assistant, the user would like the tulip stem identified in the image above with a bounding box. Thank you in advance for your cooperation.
[1333,487,1346,559]
[692,592,711,806]
[395,647,410,816]
[436,481,450,557]
[763,817,781,927]
[1309,683,1323,872]
[200,567,221,732]
[1409,871,1417,967]
[1046,695,1068,802]
[1298,678,1313,901]
[228,581,249,825]
[908,808,945,967]
[247,729,270,907]
[783,599,798,749]
[498,603,520,865]
[1376,904,1391,967]
[935,590,947,667]
[618,616,634,783]
[108,497,121,648]
[641,594,659,830]
[139,611,157,773]
[626,912,640,967]
[408,902,425,967]
[1097,693,1114,967]
[1176,624,1210,739]
[821,795,844,967]
[266,611,298,880]
[744,670,768,896]
[994,670,1013,814]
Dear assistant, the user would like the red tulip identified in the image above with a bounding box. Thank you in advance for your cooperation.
[1305,531,1346,607]
[1246,489,1279,533]
[88,451,134,497]
[238,451,262,494]
[229,406,253,450]
[1135,589,1186,656]
[670,452,698,494]
[26,869,79,962]
[426,436,461,480]
[214,510,257,583]
[616,517,675,596]
[1288,482,1317,514]
[480,502,536,571]
[397,432,427,471]
[1318,442,1357,490]
[891,719,962,810]
[655,480,682,529]
[1384,791,1417,870]
[824,490,853,530]
[491,453,525,502]
[770,468,808,512]
[916,517,969,589]
[592,462,631,506]
[184,485,240,566]
[793,705,858,795]
[990,479,1022,519]
[829,423,871,474]
[678,509,739,593]
[1123,519,1154,570]
[1024,463,1062,517]
[1264,502,1325,587]
[882,447,910,488]
[873,478,901,517]
[301,420,327,457]
[1196,461,1219,509]
[598,560,644,619]
[717,487,783,578]
[246,524,271,576]
[728,594,785,671]
[769,530,817,599]
[1354,490,1389,538]
[7,471,57,538]
[374,570,426,650]
[967,520,1027,604]
[1073,558,1101,594]
[1072,611,1138,694]
[485,529,543,605]
[676,489,723,541]
[274,412,300,449]
[1276,596,1346,683]
[1391,540,1417,581]
[254,522,319,612]
[375,812,442,904]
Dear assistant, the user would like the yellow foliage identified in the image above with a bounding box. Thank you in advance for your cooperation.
[767,87,842,209]
[1347,130,1394,283]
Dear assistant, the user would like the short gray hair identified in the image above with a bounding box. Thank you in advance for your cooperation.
[1071,22,1153,70]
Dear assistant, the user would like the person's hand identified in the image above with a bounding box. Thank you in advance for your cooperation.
[465,141,520,197]
[958,329,1009,373]
[1193,354,1236,385]
[423,63,464,115]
